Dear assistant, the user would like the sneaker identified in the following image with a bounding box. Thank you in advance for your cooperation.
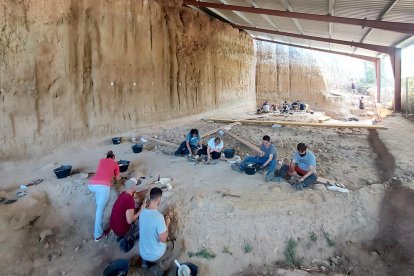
[95,228,110,242]
[294,182,304,191]
[231,164,242,173]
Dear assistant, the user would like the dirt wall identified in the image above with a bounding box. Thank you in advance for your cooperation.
[255,41,366,113]
[255,41,329,108]
[0,0,256,160]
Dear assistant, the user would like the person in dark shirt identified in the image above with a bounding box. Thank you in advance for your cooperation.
[110,178,146,242]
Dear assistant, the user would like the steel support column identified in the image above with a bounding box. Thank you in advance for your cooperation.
[391,49,402,111]
[375,59,381,103]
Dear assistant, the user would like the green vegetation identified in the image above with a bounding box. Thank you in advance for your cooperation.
[188,248,216,259]
[309,231,318,242]
[243,242,253,253]
[323,231,336,247]
[284,238,300,266]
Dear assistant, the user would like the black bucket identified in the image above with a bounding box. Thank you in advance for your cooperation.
[112,137,122,145]
[103,259,129,276]
[53,165,72,179]
[245,165,256,175]
[223,148,236,159]
[175,262,198,276]
[131,144,143,154]
[118,160,130,173]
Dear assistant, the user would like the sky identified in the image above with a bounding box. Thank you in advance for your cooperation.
[402,44,414,78]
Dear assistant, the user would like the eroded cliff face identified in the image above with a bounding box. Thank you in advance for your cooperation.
[255,41,329,108]
[0,0,256,160]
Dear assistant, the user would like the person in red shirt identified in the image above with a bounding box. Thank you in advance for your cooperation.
[110,178,146,242]
[88,150,121,241]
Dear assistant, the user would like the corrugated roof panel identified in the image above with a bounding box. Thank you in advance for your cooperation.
[334,0,386,20]
[330,23,368,42]
[296,19,330,37]
[382,0,414,23]
[288,0,329,15]
[253,0,287,10]
[364,29,409,46]
[267,16,304,33]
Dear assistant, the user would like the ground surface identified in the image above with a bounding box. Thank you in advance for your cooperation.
[1,114,413,276]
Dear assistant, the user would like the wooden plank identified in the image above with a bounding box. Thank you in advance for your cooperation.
[144,137,179,148]
[222,130,261,153]
[201,122,241,138]
[317,116,331,123]
[207,118,387,130]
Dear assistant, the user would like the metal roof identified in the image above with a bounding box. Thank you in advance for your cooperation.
[184,0,414,60]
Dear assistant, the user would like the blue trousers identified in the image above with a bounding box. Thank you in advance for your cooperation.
[240,156,276,177]
[88,184,110,239]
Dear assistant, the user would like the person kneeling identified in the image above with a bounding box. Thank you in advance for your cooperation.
[175,129,201,157]
[139,188,173,272]
[277,143,317,190]
[110,178,145,252]
[196,137,223,162]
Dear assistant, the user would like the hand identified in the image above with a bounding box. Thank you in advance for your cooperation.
[207,155,211,160]
[299,178,304,182]
[188,153,192,157]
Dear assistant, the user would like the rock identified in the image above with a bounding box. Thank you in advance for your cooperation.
[40,229,53,242]
[74,246,80,252]
[0,191,6,198]
[44,242,50,249]
[313,184,326,190]
[366,179,374,185]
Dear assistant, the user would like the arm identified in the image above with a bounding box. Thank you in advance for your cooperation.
[299,165,316,181]
[114,163,121,180]
[186,141,192,156]
[158,217,170,243]
[262,154,273,167]
[126,200,146,224]
[207,145,212,159]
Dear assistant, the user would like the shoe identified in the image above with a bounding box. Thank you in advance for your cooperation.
[231,164,242,172]
[265,174,274,182]
[95,228,110,242]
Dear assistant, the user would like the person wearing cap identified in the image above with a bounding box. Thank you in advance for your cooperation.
[109,178,145,242]
[88,150,121,241]
[276,143,317,190]
[139,187,173,272]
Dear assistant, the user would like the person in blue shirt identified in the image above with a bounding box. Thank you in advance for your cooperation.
[175,129,201,157]
[139,187,173,272]
[276,143,317,190]
[231,135,277,182]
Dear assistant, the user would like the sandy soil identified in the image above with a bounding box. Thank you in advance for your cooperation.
[1,114,413,276]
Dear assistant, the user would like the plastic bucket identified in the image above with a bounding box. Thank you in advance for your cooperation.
[53,165,72,179]
[103,259,129,276]
[175,262,198,276]
[223,148,236,159]
[112,137,122,145]
[131,144,143,153]
[118,160,130,173]
[244,165,256,175]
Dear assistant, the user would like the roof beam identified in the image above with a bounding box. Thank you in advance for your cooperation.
[235,25,395,54]
[328,0,336,50]
[279,0,309,46]
[355,0,400,53]
[254,37,378,62]
[183,0,414,35]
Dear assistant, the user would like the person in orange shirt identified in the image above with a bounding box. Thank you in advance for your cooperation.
[88,150,121,241]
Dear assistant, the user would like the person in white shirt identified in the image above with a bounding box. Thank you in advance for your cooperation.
[196,137,224,160]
